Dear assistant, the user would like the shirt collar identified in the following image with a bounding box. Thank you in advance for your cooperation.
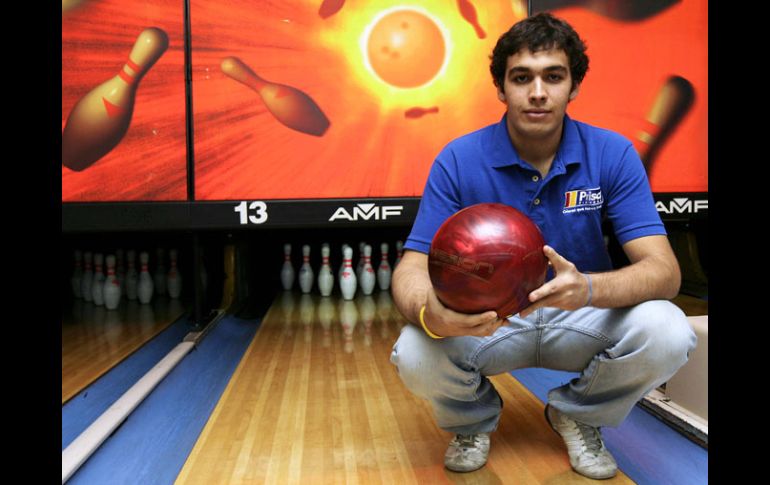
[488,112,584,170]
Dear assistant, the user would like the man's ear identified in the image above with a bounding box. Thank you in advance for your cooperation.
[568,83,580,101]
[497,87,505,102]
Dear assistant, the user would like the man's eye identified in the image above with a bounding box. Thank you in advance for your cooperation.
[548,74,564,82]
[513,75,529,83]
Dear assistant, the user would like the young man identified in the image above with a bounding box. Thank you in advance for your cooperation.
[389,12,696,480]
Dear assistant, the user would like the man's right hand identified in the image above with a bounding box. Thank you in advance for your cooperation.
[423,288,505,338]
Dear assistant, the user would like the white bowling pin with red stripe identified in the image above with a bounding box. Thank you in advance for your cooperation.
[103,255,122,310]
[339,246,357,300]
[318,243,334,297]
[298,245,314,294]
[138,251,154,304]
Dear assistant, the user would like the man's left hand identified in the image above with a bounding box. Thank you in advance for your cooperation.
[518,245,591,318]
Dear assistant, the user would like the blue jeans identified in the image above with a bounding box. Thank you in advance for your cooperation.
[390,300,697,434]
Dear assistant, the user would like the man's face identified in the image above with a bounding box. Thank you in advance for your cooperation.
[497,48,579,142]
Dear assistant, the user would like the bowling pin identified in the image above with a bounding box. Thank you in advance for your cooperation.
[167,248,182,299]
[125,250,138,300]
[62,27,169,171]
[103,255,122,310]
[359,245,376,296]
[220,57,330,136]
[81,251,94,302]
[377,243,392,291]
[338,244,350,280]
[280,243,295,290]
[532,0,679,21]
[319,0,346,19]
[339,246,357,300]
[92,253,105,306]
[138,251,154,304]
[634,75,695,170]
[298,245,314,294]
[154,248,167,296]
[395,240,404,267]
[71,250,83,299]
[405,106,439,119]
[318,243,334,297]
[458,0,486,38]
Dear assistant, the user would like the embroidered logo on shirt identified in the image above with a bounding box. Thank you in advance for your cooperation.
[563,188,603,214]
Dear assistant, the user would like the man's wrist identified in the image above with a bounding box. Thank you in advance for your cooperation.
[583,273,593,307]
[419,305,444,339]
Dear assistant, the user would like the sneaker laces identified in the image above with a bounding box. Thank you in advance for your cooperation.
[452,434,479,450]
[571,421,603,456]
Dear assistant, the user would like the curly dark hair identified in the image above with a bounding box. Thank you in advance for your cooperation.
[489,12,589,92]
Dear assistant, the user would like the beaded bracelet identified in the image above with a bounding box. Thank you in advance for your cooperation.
[419,305,444,339]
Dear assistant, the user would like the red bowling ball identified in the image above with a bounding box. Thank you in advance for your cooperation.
[428,203,548,318]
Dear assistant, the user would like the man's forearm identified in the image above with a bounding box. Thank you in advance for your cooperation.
[589,255,680,308]
[391,260,432,326]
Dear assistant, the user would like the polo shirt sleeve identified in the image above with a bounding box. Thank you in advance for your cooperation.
[605,142,667,245]
[404,150,462,255]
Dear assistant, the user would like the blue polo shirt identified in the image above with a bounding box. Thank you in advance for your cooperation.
[405,113,665,274]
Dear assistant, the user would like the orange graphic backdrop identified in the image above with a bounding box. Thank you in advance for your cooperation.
[61,0,186,201]
[61,0,707,202]
[192,0,526,200]
[548,0,708,193]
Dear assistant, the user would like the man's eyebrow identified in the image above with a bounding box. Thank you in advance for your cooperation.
[507,65,568,74]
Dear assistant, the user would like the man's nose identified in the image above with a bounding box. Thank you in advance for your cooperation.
[529,78,547,103]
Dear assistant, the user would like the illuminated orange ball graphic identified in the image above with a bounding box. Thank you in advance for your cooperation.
[366,9,446,88]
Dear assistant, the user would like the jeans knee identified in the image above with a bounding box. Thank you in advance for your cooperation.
[390,325,476,400]
[390,326,443,398]
[617,300,697,371]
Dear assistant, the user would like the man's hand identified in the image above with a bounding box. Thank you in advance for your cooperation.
[519,245,590,318]
[423,288,504,338]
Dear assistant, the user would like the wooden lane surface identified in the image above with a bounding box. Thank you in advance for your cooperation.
[62,297,187,404]
[176,291,634,484]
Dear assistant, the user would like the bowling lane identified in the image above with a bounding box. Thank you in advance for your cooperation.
[62,296,187,404]
[176,291,634,484]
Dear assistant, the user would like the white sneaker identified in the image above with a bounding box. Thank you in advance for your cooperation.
[444,433,491,472]
[545,404,618,479]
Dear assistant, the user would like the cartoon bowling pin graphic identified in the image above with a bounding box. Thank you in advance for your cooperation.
[458,0,486,38]
[634,75,695,171]
[220,56,330,136]
[62,27,169,171]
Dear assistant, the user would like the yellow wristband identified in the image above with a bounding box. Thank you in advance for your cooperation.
[420,305,444,339]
